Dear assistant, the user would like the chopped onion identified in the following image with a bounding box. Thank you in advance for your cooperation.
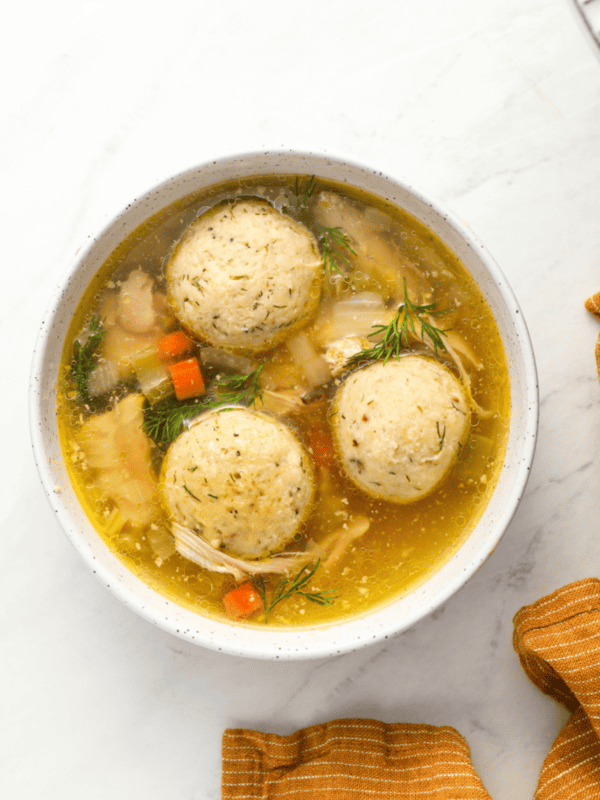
[303,356,332,388]
[318,308,390,343]
[286,331,317,364]
[286,332,332,388]
[147,524,176,561]
[331,292,384,314]
[119,478,150,508]
[311,293,391,347]
[88,359,120,398]
[200,347,254,374]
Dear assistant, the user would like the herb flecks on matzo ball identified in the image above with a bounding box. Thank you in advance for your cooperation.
[166,198,323,352]
[160,407,315,560]
[332,356,471,503]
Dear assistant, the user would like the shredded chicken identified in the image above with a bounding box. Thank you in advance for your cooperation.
[172,522,312,581]
[75,393,158,527]
[417,314,492,419]
[314,191,426,301]
[320,516,371,570]
[117,269,157,334]
[99,274,174,380]
[256,388,305,416]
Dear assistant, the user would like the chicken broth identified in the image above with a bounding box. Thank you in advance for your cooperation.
[57,175,510,628]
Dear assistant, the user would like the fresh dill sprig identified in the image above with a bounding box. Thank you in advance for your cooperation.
[142,360,266,446]
[252,560,339,623]
[293,174,316,214]
[346,278,448,368]
[313,224,356,277]
[70,315,105,402]
[214,360,265,406]
[286,176,355,279]
[142,397,208,446]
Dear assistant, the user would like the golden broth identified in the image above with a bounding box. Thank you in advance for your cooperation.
[57,175,510,628]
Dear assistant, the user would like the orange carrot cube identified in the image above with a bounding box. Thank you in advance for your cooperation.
[223,583,263,618]
[158,330,195,363]
[168,357,205,400]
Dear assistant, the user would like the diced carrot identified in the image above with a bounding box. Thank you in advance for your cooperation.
[158,330,195,363]
[308,428,336,467]
[223,583,263,618]
[168,357,206,400]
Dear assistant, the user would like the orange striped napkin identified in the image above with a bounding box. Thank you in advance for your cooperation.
[223,578,600,799]
[514,577,600,799]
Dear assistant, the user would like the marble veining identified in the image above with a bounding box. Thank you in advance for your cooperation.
[4,1,600,798]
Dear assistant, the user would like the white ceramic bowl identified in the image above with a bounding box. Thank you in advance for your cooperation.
[30,151,538,659]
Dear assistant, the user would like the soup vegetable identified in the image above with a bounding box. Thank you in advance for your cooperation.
[57,175,510,627]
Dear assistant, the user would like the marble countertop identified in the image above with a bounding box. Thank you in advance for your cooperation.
[3,1,600,797]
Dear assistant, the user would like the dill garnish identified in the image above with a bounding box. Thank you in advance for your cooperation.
[70,315,105,402]
[142,361,266,446]
[437,422,446,451]
[143,397,207,446]
[313,224,356,277]
[183,484,202,502]
[214,360,265,406]
[251,560,339,623]
[346,278,448,368]
[286,175,355,279]
[292,174,316,214]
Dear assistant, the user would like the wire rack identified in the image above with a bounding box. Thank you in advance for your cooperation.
[572,0,600,54]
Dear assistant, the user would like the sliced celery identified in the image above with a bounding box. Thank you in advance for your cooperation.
[132,348,174,406]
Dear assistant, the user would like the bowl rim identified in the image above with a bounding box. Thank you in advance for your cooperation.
[29,148,539,659]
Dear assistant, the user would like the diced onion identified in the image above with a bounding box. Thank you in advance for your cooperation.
[331,292,384,314]
[88,359,120,398]
[286,331,317,364]
[147,524,176,561]
[303,356,332,388]
[325,309,386,341]
[312,294,391,347]
[286,332,332,388]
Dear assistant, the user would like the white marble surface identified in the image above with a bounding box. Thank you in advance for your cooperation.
[3,1,600,797]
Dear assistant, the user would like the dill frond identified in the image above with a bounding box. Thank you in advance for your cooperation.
[346,278,448,368]
[252,560,339,623]
[70,316,105,402]
[142,361,266,446]
[286,176,355,279]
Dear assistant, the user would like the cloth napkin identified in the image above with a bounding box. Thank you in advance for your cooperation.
[222,578,600,799]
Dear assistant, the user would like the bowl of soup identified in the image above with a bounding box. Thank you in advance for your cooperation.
[30,150,538,659]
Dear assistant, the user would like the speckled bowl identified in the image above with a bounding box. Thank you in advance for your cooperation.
[29,150,538,659]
